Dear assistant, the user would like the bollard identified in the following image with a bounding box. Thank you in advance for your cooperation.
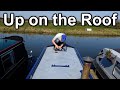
[81,56,94,79]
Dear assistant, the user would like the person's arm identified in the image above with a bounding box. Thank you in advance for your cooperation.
[52,39,59,49]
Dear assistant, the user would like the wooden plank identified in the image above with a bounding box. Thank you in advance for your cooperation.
[90,69,99,79]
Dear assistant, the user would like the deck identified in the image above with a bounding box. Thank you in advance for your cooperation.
[32,46,83,79]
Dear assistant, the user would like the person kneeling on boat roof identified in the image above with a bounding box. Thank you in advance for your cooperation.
[52,33,66,51]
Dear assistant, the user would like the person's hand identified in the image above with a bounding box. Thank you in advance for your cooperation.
[55,45,59,49]
[58,46,62,49]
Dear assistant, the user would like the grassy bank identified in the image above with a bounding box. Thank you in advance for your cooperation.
[0,21,120,36]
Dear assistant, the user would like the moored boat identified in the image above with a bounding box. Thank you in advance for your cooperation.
[93,48,120,79]
[0,36,29,79]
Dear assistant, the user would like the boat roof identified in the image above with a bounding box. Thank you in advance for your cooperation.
[0,39,20,54]
[104,48,120,62]
[31,46,83,79]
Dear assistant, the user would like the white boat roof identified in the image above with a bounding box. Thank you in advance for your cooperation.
[104,48,120,63]
[32,46,83,79]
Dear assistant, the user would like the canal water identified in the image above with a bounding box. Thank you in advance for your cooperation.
[0,33,120,59]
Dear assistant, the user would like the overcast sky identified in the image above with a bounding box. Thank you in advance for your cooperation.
[0,11,120,20]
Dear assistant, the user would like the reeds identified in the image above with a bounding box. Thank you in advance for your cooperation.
[0,22,120,36]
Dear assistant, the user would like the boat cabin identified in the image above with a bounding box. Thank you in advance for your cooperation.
[0,37,28,79]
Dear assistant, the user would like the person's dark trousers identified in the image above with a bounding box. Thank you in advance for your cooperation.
[53,39,66,51]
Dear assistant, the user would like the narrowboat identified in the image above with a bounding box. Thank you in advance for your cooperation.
[93,48,120,79]
[0,36,29,79]
[26,45,93,79]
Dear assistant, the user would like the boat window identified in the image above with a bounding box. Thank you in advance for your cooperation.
[99,58,102,61]
[100,57,113,67]
[113,61,120,79]
[1,50,15,72]
[101,50,103,52]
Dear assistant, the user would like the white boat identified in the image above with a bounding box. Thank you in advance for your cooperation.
[93,48,120,79]
[26,45,93,79]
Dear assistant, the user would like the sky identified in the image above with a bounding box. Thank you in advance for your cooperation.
[0,11,120,21]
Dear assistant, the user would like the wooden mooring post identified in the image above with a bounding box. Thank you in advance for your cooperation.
[81,56,96,79]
